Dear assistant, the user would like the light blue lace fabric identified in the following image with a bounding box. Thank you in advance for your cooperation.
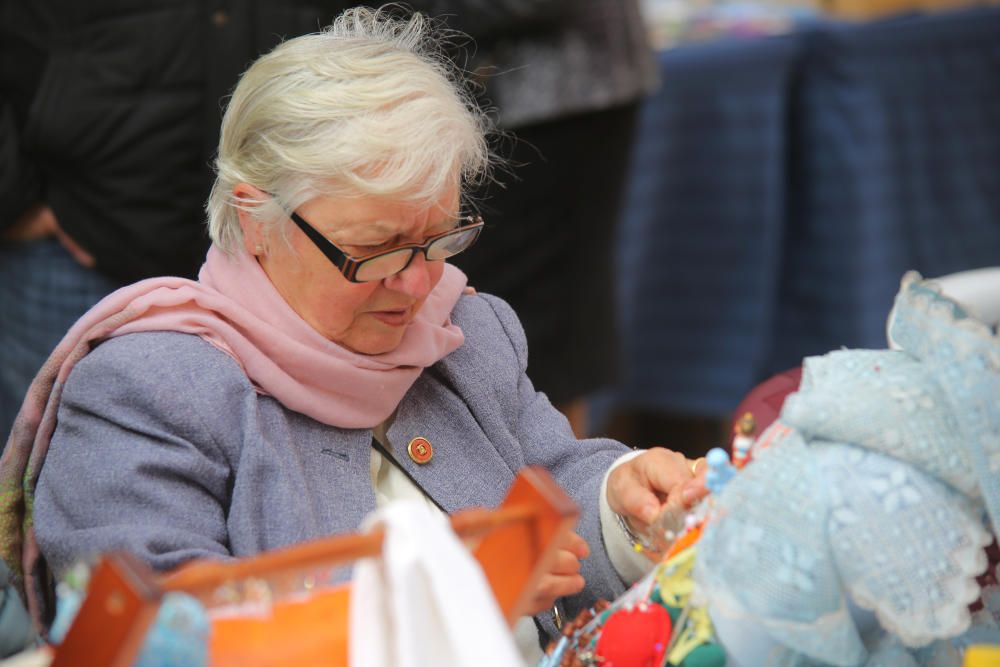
[695,272,1000,666]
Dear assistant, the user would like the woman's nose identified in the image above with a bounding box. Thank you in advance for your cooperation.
[384,251,433,298]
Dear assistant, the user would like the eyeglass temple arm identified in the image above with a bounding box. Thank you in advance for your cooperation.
[287,211,353,273]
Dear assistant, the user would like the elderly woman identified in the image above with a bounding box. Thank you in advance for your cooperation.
[1,7,700,657]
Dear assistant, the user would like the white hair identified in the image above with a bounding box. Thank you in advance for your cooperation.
[207,6,493,252]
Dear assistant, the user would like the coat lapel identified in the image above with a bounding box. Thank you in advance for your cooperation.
[387,372,515,514]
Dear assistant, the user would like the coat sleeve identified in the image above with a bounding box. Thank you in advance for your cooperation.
[34,333,238,579]
[475,294,632,636]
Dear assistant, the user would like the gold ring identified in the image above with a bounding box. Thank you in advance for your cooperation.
[690,457,705,475]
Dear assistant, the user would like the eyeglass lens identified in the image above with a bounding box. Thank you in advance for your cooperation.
[352,225,480,282]
[426,226,480,260]
[354,249,413,282]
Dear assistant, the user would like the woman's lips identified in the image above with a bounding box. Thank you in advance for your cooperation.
[369,308,410,326]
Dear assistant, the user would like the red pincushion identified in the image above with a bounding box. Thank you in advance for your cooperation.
[594,604,672,667]
[731,366,803,440]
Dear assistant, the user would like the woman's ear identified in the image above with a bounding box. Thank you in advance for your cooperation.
[233,182,270,256]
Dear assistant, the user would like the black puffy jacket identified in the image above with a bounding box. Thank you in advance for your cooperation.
[0,0,351,282]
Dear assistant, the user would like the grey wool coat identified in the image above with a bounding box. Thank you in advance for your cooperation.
[35,293,631,638]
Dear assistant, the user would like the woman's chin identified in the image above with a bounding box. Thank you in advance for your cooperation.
[338,324,408,356]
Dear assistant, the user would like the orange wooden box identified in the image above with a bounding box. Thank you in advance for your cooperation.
[51,466,578,667]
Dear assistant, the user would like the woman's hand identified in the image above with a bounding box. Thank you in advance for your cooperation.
[524,530,589,616]
[606,448,708,552]
[4,203,96,268]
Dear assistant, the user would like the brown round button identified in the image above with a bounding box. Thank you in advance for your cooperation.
[407,437,433,464]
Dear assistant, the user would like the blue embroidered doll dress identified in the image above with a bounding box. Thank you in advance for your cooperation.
[695,272,1000,667]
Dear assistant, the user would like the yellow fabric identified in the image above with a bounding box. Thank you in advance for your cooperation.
[965,645,1000,667]
[655,546,714,664]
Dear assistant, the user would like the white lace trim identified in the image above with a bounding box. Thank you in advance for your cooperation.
[901,271,999,345]
[846,518,991,648]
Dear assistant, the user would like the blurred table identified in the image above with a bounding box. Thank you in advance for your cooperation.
[611,7,1000,419]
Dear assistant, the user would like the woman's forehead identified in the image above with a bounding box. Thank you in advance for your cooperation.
[303,191,459,240]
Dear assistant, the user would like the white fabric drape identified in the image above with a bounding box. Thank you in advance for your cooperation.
[349,500,522,667]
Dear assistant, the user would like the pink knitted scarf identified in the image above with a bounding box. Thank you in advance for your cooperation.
[116,245,468,428]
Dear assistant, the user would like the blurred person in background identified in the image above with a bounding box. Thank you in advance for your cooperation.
[0,1,350,442]
[423,0,658,437]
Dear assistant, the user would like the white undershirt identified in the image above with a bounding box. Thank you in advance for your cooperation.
[368,423,652,665]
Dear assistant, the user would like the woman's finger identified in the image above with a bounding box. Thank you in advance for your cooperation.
[671,477,708,508]
[527,574,586,615]
[562,531,590,560]
[637,447,695,498]
[608,448,694,524]
[54,228,97,268]
[608,460,659,523]
[614,478,661,526]
[548,549,583,577]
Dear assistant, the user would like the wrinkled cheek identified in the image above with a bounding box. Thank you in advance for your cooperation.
[312,303,363,345]
[428,263,446,288]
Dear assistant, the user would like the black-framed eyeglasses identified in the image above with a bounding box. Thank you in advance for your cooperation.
[288,210,484,283]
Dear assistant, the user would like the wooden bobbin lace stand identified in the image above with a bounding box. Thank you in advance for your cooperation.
[50,466,578,667]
